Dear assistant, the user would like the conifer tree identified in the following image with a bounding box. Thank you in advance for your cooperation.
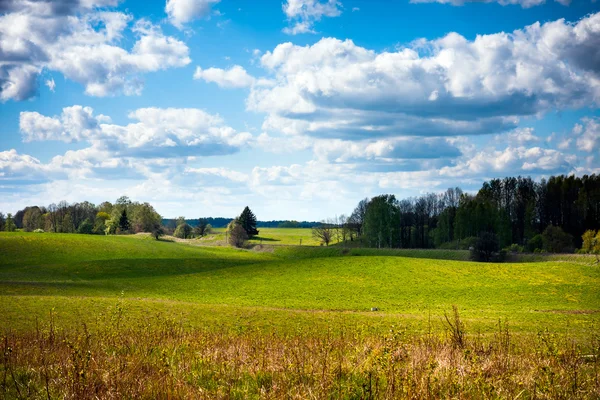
[119,209,130,232]
[238,206,259,237]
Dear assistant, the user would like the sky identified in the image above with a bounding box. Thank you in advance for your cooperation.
[0,0,599,220]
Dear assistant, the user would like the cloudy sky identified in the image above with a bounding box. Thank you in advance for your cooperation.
[0,0,599,220]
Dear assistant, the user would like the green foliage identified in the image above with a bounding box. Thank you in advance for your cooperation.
[363,195,400,248]
[278,220,300,228]
[4,213,16,232]
[130,203,162,233]
[118,209,130,233]
[193,219,209,237]
[77,218,94,234]
[151,224,164,240]
[22,207,43,232]
[505,243,525,253]
[581,230,600,254]
[542,225,574,253]
[527,234,544,252]
[174,223,192,239]
[238,206,259,237]
[470,231,500,262]
[104,218,118,235]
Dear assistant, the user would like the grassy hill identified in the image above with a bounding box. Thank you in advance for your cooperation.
[1,232,598,334]
[1,232,599,398]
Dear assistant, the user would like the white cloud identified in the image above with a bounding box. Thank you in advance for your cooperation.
[282,0,342,35]
[249,13,600,140]
[194,65,256,88]
[165,0,220,29]
[440,146,574,177]
[45,78,56,92]
[20,106,253,158]
[20,106,102,143]
[0,149,54,182]
[573,118,600,152]
[499,127,540,145]
[0,5,190,101]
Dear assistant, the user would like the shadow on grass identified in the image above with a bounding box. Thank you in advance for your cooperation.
[250,237,281,242]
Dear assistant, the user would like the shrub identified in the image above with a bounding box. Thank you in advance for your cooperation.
[504,244,524,254]
[542,225,574,253]
[174,223,192,239]
[527,234,544,253]
[470,232,500,262]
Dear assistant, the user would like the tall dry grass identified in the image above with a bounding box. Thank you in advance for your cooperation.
[2,305,599,399]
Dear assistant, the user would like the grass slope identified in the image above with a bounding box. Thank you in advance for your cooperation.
[1,232,599,334]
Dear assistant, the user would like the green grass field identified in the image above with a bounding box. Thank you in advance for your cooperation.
[1,232,599,398]
[193,227,322,246]
[1,232,598,334]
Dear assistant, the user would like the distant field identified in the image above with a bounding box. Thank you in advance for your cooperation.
[1,232,598,334]
[195,227,321,246]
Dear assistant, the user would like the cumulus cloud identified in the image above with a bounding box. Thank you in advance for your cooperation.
[0,3,190,101]
[20,106,102,142]
[194,65,256,88]
[573,118,600,153]
[19,105,252,158]
[165,0,220,29]
[440,146,574,177]
[0,148,71,184]
[312,138,462,162]
[282,0,342,35]
[248,13,600,140]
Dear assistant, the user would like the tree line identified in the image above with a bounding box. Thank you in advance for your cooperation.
[162,217,318,229]
[314,174,600,254]
[0,196,162,236]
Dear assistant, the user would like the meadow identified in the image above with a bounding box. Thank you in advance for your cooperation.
[1,231,599,398]
[195,227,323,246]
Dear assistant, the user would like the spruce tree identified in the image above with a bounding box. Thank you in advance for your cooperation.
[238,206,259,237]
[119,209,130,233]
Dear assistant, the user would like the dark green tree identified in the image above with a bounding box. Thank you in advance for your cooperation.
[77,218,94,234]
[541,225,574,253]
[238,206,259,237]
[118,209,130,233]
[471,232,500,262]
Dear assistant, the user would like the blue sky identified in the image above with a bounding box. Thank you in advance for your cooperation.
[0,0,599,220]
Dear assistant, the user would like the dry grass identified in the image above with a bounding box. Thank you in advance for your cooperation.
[2,305,599,399]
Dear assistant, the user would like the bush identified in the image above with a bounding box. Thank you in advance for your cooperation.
[542,225,574,253]
[504,244,524,254]
[470,232,500,262]
[527,234,544,253]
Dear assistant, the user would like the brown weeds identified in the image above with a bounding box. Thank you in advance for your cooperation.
[1,307,599,399]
